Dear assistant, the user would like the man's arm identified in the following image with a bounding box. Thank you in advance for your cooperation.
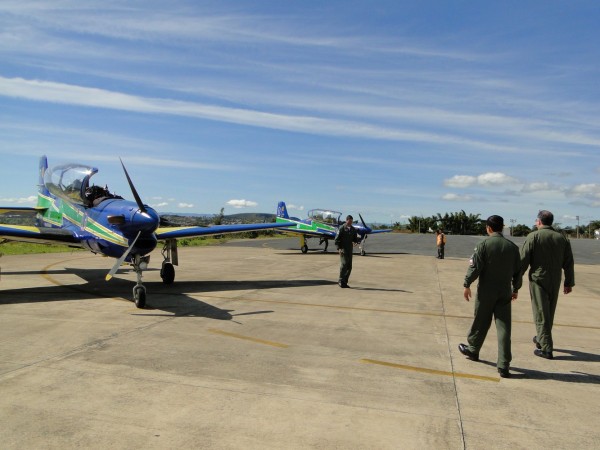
[511,246,523,299]
[563,238,575,289]
[463,245,482,300]
[519,235,533,276]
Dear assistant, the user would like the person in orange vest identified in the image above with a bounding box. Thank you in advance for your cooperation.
[436,229,446,259]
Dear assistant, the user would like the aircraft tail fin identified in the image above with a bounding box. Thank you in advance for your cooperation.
[277,201,289,219]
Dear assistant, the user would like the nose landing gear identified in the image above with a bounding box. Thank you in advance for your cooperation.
[131,254,150,308]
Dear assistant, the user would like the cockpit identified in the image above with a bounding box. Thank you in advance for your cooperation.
[44,163,122,207]
[308,209,341,225]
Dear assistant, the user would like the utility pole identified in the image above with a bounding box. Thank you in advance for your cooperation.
[576,215,579,239]
[509,219,515,236]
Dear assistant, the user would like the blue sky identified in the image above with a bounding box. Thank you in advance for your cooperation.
[1,1,599,227]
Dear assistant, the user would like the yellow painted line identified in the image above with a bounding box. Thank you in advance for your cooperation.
[360,359,500,382]
[209,328,289,348]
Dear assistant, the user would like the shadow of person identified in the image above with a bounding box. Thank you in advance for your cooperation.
[478,359,600,384]
[553,348,600,363]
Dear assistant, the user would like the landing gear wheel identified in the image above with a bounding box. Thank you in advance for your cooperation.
[160,262,175,284]
[361,249,366,256]
[301,245,308,254]
[133,285,146,308]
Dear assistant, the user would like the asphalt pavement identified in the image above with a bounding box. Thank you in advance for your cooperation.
[0,234,598,449]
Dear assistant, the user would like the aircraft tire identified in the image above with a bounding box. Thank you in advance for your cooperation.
[161,262,175,284]
[361,250,366,256]
[301,245,308,254]
[133,286,146,308]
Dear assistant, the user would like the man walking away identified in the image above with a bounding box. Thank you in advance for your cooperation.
[520,210,575,359]
[335,215,359,288]
[459,215,522,378]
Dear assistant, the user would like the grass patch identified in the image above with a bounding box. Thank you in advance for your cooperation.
[0,241,85,256]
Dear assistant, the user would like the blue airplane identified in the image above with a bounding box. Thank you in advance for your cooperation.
[275,201,392,255]
[0,156,292,308]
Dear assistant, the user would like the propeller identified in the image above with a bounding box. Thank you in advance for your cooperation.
[358,213,372,232]
[106,231,141,281]
[119,158,147,213]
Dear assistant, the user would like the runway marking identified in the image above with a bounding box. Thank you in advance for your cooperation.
[209,328,289,348]
[360,359,500,382]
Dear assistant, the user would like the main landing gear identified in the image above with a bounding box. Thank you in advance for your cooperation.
[319,237,329,252]
[160,238,178,285]
[299,235,330,253]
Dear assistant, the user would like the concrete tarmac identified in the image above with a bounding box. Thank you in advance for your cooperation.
[1,234,599,449]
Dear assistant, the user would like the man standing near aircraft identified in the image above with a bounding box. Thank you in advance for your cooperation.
[520,210,575,359]
[335,215,359,288]
[459,215,522,378]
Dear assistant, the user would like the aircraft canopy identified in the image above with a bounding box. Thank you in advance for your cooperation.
[308,209,341,225]
[44,163,122,207]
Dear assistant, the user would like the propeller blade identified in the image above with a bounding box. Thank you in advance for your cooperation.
[359,213,371,231]
[119,158,147,213]
[105,231,141,281]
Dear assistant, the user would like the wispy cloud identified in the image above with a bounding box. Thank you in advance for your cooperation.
[442,193,474,202]
[444,172,519,188]
[227,199,258,209]
[0,195,37,204]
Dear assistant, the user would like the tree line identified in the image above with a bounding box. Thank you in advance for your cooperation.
[391,210,600,237]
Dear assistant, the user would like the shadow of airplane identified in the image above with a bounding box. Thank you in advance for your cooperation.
[0,266,335,320]
[350,287,412,293]
[275,251,409,257]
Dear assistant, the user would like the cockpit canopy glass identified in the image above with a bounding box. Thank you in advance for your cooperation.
[308,209,341,225]
[44,163,122,206]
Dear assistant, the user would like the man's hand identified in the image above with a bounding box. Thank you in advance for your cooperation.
[463,287,471,302]
[564,286,573,295]
[338,249,344,255]
[511,291,518,302]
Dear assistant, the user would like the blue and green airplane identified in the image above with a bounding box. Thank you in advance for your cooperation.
[0,156,292,308]
[275,201,392,255]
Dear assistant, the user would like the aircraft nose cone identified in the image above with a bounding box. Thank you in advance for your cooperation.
[132,207,159,233]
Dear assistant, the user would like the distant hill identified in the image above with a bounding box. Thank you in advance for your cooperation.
[161,212,276,227]
[225,213,275,223]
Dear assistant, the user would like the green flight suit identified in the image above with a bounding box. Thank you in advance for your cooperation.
[520,225,575,353]
[334,224,358,286]
[463,232,522,370]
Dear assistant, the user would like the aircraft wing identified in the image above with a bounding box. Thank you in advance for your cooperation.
[0,206,44,215]
[155,222,293,240]
[0,224,81,245]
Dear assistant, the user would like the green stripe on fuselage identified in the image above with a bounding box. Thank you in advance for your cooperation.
[37,193,127,247]
[276,217,337,235]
